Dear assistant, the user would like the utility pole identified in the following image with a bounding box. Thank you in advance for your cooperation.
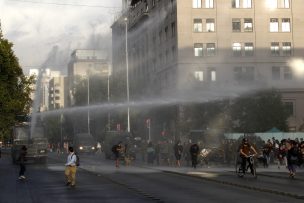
[125,17,130,133]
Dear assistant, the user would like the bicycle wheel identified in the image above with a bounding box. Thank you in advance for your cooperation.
[247,163,257,178]
[235,161,243,177]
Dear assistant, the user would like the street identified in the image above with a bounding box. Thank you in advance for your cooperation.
[1,152,303,203]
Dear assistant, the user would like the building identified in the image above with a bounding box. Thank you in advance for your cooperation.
[48,75,68,110]
[28,68,67,112]
[67,49,110,106]
[112,0,304,131]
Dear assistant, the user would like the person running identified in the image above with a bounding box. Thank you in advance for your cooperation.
[65,146,77,187]
[239,138,258,176]
[18,145,27,180]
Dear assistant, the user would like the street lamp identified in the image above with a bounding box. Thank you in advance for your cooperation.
[60,113,64,150]
[87,71,91,135]
[125,17,130,133]
[107,65,111,131]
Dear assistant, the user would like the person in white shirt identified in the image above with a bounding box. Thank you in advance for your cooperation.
[96,142,102,154]
[65,146,77,187]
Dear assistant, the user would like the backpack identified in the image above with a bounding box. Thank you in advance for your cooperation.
[73,154,80,166]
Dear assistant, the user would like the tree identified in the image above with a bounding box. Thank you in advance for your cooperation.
[230,89,289,132]
[0,25,34,140]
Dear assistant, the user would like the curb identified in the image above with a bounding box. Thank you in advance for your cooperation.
[161,169,304,200]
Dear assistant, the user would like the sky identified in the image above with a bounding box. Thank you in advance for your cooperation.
[0,0,122,74]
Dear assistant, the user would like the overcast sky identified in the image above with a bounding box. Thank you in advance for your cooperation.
[0,0,122,74]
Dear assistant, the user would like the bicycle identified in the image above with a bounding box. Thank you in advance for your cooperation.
[235,154,257,178]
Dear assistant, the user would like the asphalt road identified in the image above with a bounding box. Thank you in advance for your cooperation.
[1,152,303,203]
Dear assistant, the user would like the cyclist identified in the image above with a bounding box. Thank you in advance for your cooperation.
[239,138,258,176]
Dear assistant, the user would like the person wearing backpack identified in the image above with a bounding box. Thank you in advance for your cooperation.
[65,146,77,187]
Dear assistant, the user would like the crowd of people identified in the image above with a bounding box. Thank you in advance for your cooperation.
[110,136,304,177]
[259,138,304,177]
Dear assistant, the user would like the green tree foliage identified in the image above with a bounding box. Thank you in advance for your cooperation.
[176,89,289,134]
[231,89,289,133]
[74,75,108,105]
[0,26,34,139]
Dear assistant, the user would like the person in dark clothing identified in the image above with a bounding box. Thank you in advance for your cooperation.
[299,141,304,167]
[18,145,27,180]
[174,141,183,167]
[190,143,199,169]
[146,142,155,165]
[112,142,123,168]
[239,138,258,175]
[154,142,160,165]
[286,140,299,178]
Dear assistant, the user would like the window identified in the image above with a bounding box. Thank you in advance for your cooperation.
[55,96,60,100]
[205,0,214,8]
[159,54,163,66]
[271,42,280,56]
[171,22,176,37]
[165,49,169,63]
[232,0,240,8]
[206,19,215,32]
[244,42,254,56]
[194,71,204,81]
[193,0,202,8]
[208,68,216,82]
[206,43,216,56]
[284,101,294,116]
[279,0,289,8]
[234,67,254,82]
[159,30,162,44]
[270,18,279,32]
[165,26,168,40]
[282,18,290,32]
[234,67,242,81]
[172,45,176,58]
[244,67,255,81]
[272,66,280,80]
[282,42,291,56]
[194,43,203,56]
[284,66,292,80]
[152,0,156,7]
[232,18,241,32]
[244,18,253,32]
[267,0,277,9]
[243,0,252,8]
[232,43,242,56]
[193,19,203,32]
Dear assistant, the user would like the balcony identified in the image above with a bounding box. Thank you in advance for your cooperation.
[129,0,149,29]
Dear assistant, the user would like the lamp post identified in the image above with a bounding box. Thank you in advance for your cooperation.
[87,71,91,135]
[107,65,111,131]
[125,17,130,133]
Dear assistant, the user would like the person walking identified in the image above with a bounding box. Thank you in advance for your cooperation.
[96,142,102,154]
[174,140,183,167]
[18,145,27,180]
[112,142,123,168]
[146,142,155,165]
[286,140,299,178]
[190,142,200,169]
[65,146,77,187]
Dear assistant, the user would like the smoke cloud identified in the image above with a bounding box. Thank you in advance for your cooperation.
[0,0,121,73]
